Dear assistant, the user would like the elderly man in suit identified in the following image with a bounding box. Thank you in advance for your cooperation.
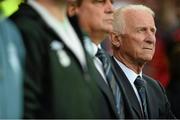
[110,4,175,119]
[10,0,113,118]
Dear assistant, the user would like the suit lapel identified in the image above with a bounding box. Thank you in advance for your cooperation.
[111,57,143,118]
[94,68,119,117]
[142,75,158,118]
[69,15,118,117]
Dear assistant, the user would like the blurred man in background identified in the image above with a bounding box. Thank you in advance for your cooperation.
[0,0,25,118]
[67,0,124,118]
[10,0,115,118]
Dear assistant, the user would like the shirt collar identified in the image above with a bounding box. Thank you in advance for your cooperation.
[92,43,102,57]
[114,57,142,84]
[28,0,87,67]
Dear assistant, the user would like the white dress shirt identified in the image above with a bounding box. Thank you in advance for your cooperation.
[28,0,86,68]
[91,43,108,83]
[114,57,143,107]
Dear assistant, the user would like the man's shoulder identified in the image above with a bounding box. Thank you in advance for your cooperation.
[0,18,22,41]
[10,3,41,26]
[143,74,159,85]
[9,3,51,39]
[143,74,165,92]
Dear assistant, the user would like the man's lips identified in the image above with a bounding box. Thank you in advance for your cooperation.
[143,47,153,50]
[105,18,113,22]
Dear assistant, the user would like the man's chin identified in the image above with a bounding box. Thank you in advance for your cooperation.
[105,27,113,33]
[144,57,153,62]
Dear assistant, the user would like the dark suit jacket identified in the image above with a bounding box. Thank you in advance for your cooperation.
[10,3,118,118]
[110,57,175,119]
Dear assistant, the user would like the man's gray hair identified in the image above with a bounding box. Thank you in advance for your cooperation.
[113,4,155,34]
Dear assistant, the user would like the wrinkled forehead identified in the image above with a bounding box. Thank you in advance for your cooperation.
[72,0,114,6]
[123,9,154,22]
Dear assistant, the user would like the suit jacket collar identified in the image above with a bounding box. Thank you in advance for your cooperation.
[112,56,159,118]
[27,1,86,68]
[111,57,144,118]
[91,50,119,117]
[14,3,87,71]
[142,75,158,118]
[94,71,119,117]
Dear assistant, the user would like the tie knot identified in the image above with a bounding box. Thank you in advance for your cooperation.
[95,48,107,64]
[134,76,145,88]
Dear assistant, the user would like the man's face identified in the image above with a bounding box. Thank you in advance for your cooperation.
[75,0,114,34]
[120,10,156,64]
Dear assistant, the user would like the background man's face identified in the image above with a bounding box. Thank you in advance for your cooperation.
[76,0,114,34]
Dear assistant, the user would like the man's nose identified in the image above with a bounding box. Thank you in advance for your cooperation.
[145,31,156,44]
[105,0,114,13]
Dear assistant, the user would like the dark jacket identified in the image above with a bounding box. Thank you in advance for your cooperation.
[110,56,175,119]
[10,3,117,118]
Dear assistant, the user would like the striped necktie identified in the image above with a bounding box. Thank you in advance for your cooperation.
[96,48,121,116]
[134,76,148,118]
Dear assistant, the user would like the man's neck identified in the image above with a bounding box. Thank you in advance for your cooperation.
[89,32,107,45]
[114,53,144,74]
[36,0,66,21]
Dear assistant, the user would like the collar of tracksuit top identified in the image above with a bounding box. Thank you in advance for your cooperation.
[28,0,87,68]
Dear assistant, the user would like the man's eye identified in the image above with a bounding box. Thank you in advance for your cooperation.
[137,28,146,32]
[151,28,156,34]
[93,0,105,3]
[93,0,113,6]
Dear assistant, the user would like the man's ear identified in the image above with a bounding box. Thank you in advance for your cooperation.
[110,32,121,48]
[67,2,77,17]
